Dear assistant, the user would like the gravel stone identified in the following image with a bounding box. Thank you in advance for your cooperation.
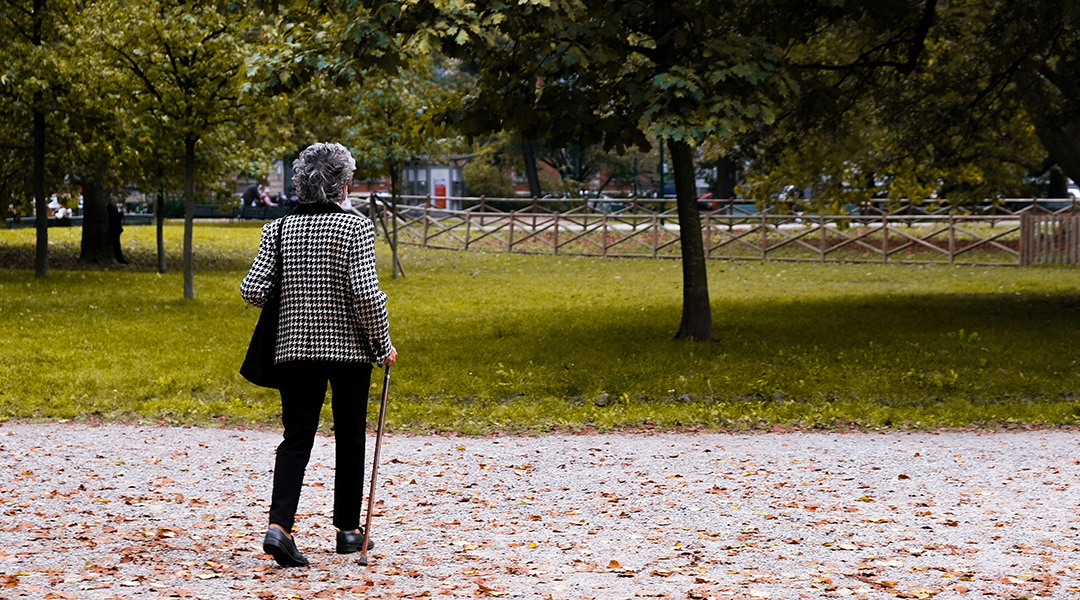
[0,423,1077,599]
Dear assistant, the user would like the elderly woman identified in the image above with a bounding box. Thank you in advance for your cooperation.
[241,142,397,568]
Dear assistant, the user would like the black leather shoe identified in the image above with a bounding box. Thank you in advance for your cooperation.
[336,529,375,554]
[263,527,309,567]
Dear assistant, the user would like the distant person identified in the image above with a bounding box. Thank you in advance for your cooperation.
[241,142,397,568]
[258,185,277,207]
[242,183,261,207]
[107,196,128,264]
[281,187,299,208]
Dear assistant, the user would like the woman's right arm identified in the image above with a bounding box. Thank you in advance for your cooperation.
[240,221,279,307]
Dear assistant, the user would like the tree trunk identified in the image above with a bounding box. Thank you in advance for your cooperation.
[669,138,712,342]
[1048,167,1069,198]
[715,155,737,199]
[283,154,295,195]
[183,137,196,299]
[1014,65,1080,187]
[33,103,48,278]
[388,160,400,279]
[522,140,541,197]
[78,170,113,264]
[32,0,47,277]
[156,189,166,273]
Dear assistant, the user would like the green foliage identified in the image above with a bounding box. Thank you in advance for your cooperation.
[347,61,463,186]
[537,175,582,197]
[740,0,1077,204]
[462,158,513,198]
[2,223,1079,432]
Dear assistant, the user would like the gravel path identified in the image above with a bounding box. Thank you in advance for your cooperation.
[0,423,1077,599]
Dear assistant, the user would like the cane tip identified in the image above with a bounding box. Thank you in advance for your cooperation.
[358,556,369,566]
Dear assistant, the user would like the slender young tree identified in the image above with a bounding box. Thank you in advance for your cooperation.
[87,0,281,298]
[0,0,73,277]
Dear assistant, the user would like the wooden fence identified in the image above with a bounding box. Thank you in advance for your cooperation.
[1020,213,1080,265]
[361,195,1079,267]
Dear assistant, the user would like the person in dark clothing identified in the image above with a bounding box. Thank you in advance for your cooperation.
[107,196,128,264]
[242,183,261,207]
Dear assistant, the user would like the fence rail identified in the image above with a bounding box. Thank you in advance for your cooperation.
[363,195,1080,267]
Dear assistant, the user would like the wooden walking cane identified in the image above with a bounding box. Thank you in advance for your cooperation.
[359,364,391,566]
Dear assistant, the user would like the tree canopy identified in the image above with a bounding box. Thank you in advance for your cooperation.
[85,0,283,298]
[740,0,1079,206]
[5,0,1078,320]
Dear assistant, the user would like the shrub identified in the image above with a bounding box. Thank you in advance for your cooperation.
[463,159,515,199]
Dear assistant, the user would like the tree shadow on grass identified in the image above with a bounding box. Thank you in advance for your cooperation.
[485,291,1080,403]
[0,237,254,272]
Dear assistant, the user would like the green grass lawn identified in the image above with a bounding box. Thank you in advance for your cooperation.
[2,221,1079,433]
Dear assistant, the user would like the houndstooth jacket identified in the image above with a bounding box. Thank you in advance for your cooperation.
[241,203,392,365]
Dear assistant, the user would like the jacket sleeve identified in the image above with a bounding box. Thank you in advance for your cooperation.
[348,218,392,363]
[240,220,280,308]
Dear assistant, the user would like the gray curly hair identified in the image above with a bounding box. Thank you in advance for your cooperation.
[292,142,356,204]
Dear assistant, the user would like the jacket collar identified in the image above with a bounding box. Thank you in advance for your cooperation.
[292,202,346,216]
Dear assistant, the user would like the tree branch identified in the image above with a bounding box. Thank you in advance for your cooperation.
[794,0,937,74]
[105,41,165,106]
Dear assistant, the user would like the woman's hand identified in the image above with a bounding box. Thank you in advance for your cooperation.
[381,347,397,367]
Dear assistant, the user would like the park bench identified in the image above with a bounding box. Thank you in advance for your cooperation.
[192,204,238,219]
[239,204,290,220]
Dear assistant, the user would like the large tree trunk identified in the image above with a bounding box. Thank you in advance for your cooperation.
[1048,167,1069,198]
[522,140,541,197]
[183,137,195,299]
[78,170,113,264]
[156,189,166,273]
[33,103,48,278]
[670,138,712,342]
[1014,64,1080,187]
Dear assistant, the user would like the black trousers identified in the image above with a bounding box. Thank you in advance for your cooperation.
[269,361,373,534]
[110,230,127,263]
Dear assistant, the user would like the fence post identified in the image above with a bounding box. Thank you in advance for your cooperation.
[819,214,826,262]
[760,211,768,260]
[703,209,711,257]
[1067,214,1075,263]
[1020,212,1030,266]
[948,213,956,265]
[508,206,515,253]
[466,196,481,250]
[881,214,888,263]
[1050,215,1059,263]
[423,195,431,249]
[1072,215,1079,264]
[553,210,560,255]
[531,196,539,229]
[652,212,659,258]
[602,212,609,258]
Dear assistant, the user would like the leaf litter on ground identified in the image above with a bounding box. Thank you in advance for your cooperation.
[0,423,1077,599]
